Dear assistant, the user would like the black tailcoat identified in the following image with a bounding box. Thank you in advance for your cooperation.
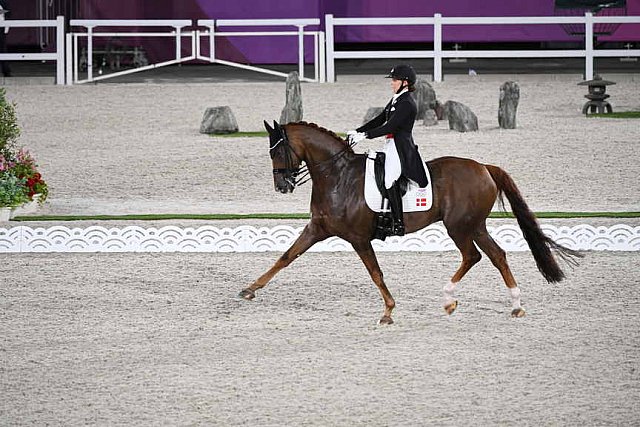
[357,92,428,187]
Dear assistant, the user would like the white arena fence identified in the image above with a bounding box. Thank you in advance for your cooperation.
[67,19,194,85]
[325,13,640,82]
[66,18,324,84]
[0,16,65,85]
[1,224,638,253]
[5,14,640,85]
[196,19,324,83]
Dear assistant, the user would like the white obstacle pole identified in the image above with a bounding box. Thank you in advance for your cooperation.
[297,24,304,79]
[433,13,442,82]
[65,32,73,85]
[325,14,335,82]
[55,16,65,85]
[585,12,594,81]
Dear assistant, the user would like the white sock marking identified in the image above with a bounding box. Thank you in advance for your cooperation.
[443,282,456,306]
[509,287,522,310]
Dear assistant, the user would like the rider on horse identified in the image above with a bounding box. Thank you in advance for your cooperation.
[348,64,429,236]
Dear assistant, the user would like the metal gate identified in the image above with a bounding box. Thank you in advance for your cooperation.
[66,18,326,85]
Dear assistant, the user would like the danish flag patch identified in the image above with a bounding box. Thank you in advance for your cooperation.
[416,197,428,207]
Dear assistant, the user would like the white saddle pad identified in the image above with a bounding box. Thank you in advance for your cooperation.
[365,151,433,213]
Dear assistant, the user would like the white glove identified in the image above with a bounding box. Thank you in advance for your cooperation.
[346,130,366,145]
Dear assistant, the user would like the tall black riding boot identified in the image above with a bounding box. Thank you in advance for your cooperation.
[387,182,405,236]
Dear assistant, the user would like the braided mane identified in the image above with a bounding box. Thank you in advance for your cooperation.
[290,121,353,152]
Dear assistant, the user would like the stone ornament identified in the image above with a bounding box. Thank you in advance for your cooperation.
[280,71,303,124]
[411,79,437,120]
[199,106,239,134]
[422,110,438,127]
[498,81,520,129]
[578,75,616,115]
[444,100,478,132]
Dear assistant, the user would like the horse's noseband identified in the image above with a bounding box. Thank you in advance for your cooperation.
[270,132,307,186]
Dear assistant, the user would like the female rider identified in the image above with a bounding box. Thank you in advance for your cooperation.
[348,64,428,236]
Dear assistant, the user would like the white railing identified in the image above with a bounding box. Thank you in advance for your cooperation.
[65,18,325,84]
[0,16,65,84]
[67,19,193,84]
[325,13,640,82]
[196,18,325,82]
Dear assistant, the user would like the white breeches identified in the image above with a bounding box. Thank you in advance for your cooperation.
[382,137,401,189]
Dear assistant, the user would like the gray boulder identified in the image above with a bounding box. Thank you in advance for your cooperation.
[498,81,520,129]
[444,101,478,132]
[434,100,446,120]
[362,107,384,125]
[199,106,238,134]
[422,109,438,127]
[412,79,437,120]
[279,71,303,124]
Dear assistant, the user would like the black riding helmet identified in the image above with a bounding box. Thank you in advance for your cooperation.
[385,64,417,86]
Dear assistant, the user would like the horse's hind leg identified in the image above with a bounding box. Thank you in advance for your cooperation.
[444,231,482,315]
[473,226,525,318]
[239,224,326,300]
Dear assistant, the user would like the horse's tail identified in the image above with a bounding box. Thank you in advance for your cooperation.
[485,164,582,283]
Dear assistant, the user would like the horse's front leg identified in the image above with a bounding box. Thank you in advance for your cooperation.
[239,224,326,300]
[353,242,395,325]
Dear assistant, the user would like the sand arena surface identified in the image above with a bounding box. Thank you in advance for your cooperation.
[1,251,639,425]
[1,74,640,424]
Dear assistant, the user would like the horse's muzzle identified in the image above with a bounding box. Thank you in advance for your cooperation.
[275,183,294,194]
[274,176,295,194]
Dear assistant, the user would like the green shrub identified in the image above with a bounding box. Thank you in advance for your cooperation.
[0,88,20,152]
[0,172,29,207]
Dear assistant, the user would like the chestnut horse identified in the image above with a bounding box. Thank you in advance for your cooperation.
[239,121,580,324]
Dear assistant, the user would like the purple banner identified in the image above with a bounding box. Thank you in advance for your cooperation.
[6,0,640,63]
[84,0,640,63]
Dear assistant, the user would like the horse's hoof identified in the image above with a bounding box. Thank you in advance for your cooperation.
[239,289,256,300]
[378,316,394,325]
[444,300,458,315]
[511,308,526,318]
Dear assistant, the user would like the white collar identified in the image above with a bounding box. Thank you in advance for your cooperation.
[391,88,408,104]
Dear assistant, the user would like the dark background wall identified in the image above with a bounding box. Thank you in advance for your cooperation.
[4,0,639,63]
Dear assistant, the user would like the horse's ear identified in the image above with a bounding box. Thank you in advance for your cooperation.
[264,120,274,134]
[273,120,281,133]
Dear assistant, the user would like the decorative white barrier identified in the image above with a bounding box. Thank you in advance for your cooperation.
[0,224,638,253]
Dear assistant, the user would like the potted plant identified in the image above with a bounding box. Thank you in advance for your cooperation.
[0,171,29,221]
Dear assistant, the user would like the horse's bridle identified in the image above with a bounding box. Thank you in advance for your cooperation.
[269,129,309,188]
[269,126,352,189]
